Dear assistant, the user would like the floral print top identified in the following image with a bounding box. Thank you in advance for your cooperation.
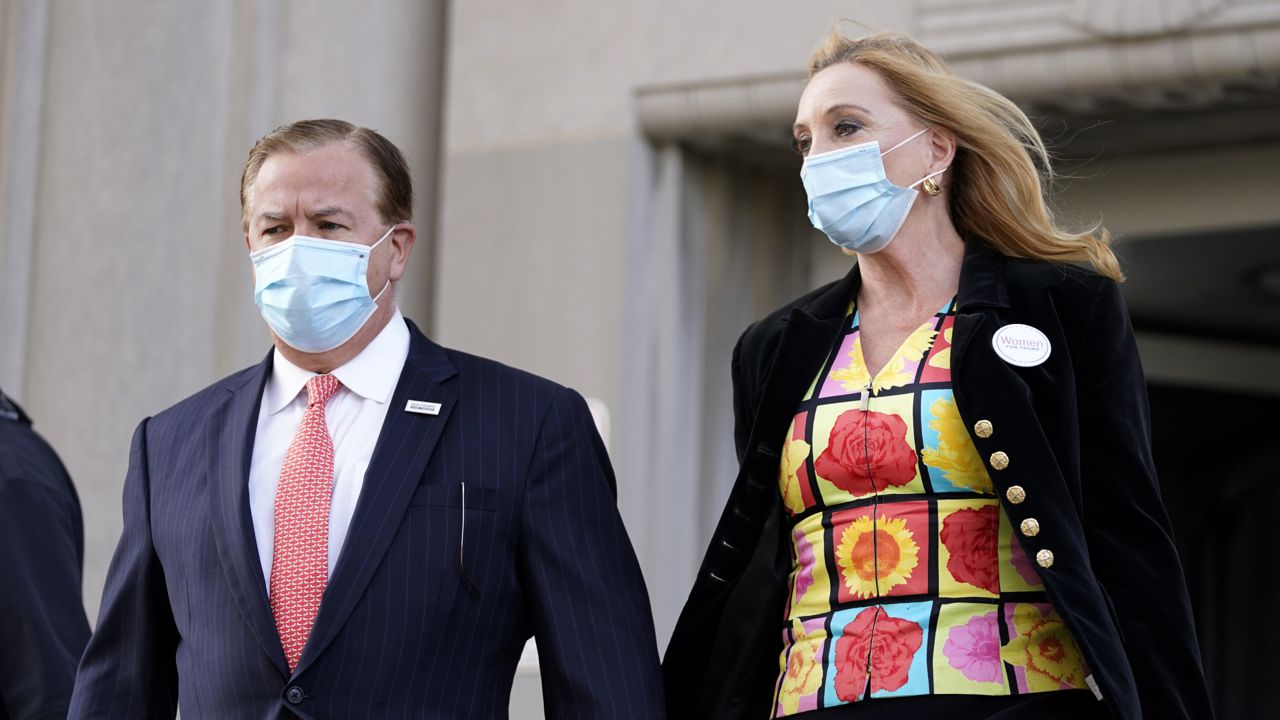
[771,298,1090,717]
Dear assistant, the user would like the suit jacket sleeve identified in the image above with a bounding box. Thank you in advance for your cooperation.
[68,419,179,719]
[517,387,665,719]
[0,443,90,720]
[1077,280,1214,719]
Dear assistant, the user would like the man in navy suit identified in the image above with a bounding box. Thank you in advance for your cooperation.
[69,119,664,719]
[0,389,90,719]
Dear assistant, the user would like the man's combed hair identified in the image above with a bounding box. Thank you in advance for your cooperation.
[809,30,1122,281]
[240,119,413,230]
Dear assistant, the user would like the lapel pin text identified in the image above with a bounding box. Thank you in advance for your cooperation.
[992,323,1052,367]
[405,400,442,416]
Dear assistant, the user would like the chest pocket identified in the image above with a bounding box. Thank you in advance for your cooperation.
[409,482,498,511]
[407,482,499,601]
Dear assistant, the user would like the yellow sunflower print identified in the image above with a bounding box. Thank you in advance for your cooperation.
[836,515,920,598]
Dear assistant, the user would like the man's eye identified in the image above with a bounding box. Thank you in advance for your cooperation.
[263,225,286,235]
[318,221,343,231]
[835,120,862,137]
[791,135,812,156]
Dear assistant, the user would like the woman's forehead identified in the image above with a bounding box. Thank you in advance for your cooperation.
[796,63,898,123]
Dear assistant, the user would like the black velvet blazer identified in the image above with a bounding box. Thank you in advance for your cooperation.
[662,241,1213,720]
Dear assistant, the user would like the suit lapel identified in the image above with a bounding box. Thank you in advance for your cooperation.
[207,353,289,675]
[292,323,457,676]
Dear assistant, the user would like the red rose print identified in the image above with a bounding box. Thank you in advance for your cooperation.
[834,606,923,699]
[940,505,999,594]
[815,410,916,496]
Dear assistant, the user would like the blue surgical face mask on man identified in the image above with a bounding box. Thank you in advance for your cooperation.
[800,127,946,254]
[250,225,395,353]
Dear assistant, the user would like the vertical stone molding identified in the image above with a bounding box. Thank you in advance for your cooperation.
[0,0,49,397]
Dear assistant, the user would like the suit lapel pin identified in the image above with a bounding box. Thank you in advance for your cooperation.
[405,399,442,416]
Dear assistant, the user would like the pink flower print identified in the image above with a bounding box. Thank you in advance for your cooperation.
[943,611,1003,684]
[793,526,816,601]
[1009,535,1043,588]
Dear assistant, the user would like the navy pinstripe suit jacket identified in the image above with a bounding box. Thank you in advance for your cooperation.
[69,321,665,719]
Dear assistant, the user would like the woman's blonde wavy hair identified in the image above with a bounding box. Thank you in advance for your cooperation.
[809,29,1122,281]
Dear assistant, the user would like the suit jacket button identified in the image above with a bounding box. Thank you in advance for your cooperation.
[286,686,305,705]
[1036,549,1055,568]
[1020,518,1041,537]
[1006,485,1026,504]
[974,419,994,438]
[989,451,1009,471]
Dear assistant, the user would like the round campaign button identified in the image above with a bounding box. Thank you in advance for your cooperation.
[991,324,1052,367]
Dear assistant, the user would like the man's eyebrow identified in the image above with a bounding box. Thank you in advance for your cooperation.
[254,207,354,225]
[309,206,353,219]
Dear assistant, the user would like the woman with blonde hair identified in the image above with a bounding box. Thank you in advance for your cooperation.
[662,28,1212,720]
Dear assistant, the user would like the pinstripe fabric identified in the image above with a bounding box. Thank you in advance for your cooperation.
[69,321,665,719]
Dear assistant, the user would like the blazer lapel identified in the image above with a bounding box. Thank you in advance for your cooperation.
[742,264,860,467]
[952,240,1012,382]
[292,322,457,676]
[718,264,859,587]
[207,353,289,675]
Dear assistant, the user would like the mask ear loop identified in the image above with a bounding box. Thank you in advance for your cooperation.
[369,224,396,250]
[367,225,398,302]
[881,127,931,157]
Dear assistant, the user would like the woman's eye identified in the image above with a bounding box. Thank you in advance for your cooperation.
[791,135,812,156]
[318,221,342,231]
[263,225,285,235]
[835,120,862,137]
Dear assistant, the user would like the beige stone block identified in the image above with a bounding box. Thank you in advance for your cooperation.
[435,138,631,409]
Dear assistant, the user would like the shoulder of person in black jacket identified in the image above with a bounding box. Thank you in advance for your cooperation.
[0,389,90,720]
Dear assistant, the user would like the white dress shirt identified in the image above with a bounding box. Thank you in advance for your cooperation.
[248,310,410,590]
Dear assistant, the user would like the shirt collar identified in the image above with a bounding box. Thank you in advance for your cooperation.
[265,310,411,415]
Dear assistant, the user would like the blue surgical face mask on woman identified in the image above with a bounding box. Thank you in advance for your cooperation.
[250,225,395,353]
[800,127,946,254]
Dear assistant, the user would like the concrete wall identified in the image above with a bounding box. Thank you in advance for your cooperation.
[0,0,446,624]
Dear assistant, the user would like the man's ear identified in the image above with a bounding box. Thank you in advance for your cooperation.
[388,223,416,282]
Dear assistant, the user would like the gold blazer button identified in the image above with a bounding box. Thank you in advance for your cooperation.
[974,419,994,438]
[989,451,1010,471]
[1036,549,1055,568]
[1020,518,1041,537]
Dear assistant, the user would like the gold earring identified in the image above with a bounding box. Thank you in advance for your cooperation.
[922,176,941,196]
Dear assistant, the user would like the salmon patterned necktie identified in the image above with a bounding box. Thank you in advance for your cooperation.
[270,373,343,671]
